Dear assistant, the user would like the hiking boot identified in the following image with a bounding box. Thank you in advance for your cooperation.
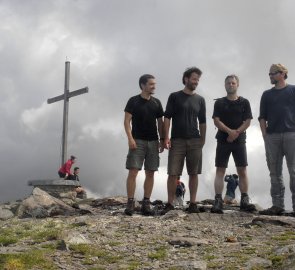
[240,195,257,212]
[211,196,223,214]
[124,199,135,216]
[186,202,200,213]
[141,199,155,216]
[160,203,175,215]
[259,206,285,216]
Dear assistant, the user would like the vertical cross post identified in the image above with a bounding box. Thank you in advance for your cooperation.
[47,61,89,166]
[62,61,70,166]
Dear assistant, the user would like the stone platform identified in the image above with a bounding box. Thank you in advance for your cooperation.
[28,179,80,199]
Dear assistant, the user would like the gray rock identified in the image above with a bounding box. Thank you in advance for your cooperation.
[245,257,272,269]
[252,216,295,228]
[91,196,127,207]
[0,207,14,220]
[161,210,186,220]
[61,231,91,245]
[18,187,76,218]
[275,244,295,255]
[174,260,207,270]
[169,237,209,247]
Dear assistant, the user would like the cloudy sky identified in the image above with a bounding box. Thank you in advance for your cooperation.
[1,0,294,209]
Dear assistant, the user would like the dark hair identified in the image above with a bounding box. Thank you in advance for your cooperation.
[74,167,79,171]
[225,74,239,84]
[182,67,202,85]
[70,155,76,160]
[139,74,155,90]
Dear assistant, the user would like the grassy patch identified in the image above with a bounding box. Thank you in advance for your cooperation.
[268,254,284,267]
[0,249,56,270]
[203,254,216,261]
[148,246,167,260]
[127,260,141,270]
[207,261,221,269]
[69,244,123,265]
[32,228,60,242]
[272,231,295,241]
[107,241,122,246]
[0,235,18,246]
[242,247,257,255]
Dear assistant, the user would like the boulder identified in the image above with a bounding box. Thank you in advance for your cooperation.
[17,187,77,218]
[0,207,14,220]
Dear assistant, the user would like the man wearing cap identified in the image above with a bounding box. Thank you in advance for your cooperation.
[259,64,295,215]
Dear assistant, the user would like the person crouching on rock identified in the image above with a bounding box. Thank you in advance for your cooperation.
[68,167,87,199]
[58,155,76,179]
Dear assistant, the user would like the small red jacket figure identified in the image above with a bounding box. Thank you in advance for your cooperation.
[58,155,76,179]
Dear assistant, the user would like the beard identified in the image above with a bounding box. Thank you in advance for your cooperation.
[226,88,237,95]
[270,78,277,85]
[187,82,196,91]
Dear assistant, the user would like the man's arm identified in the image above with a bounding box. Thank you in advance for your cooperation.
[213,117,239,142]
[199,123,206,146]
[259,119,267,138]
[157,117,164,153]
[124,112,136,149]
[237,119,251,133]
[164,117,171,149]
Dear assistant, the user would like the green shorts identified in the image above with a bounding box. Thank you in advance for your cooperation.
[126,139,159,171]
[168,138,202,176]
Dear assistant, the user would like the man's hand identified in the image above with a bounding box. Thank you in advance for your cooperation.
[128,138,137,149]
[164,138,171,149]
[227,129,239,143]
[200,137,206,147]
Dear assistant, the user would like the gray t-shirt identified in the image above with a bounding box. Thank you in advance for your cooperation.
[164,90,206,139]
[259,84,295,133]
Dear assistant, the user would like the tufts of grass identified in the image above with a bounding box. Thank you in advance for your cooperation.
[268,254,284,267]
[31,228,60,243]
[107,241,121,247]
[272,231,295,241]
[0,249,56,270]
[242,247,257,255]
[203,254,216,261]
[148,246,167,260]
[69,244,123,264]
[0,235,18,246]
[127,260,141,270]
[3,258,24,270]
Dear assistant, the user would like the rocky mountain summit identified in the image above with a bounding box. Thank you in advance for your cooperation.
[0,188,295,269]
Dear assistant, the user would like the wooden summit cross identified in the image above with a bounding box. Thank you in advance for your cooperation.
[47,61,88,166]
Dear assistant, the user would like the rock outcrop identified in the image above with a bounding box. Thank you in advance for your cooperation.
[17,187,78,218]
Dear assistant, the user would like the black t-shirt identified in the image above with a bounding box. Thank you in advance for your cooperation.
[259,84,295,133]
[124,95,163,140]
[164,90,206,139]
[212,96,252,143]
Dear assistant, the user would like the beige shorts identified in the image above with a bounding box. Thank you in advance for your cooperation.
[168,138,202,176]
[126,139,159,171]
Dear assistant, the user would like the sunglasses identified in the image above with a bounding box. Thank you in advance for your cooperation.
[269,71,281,76]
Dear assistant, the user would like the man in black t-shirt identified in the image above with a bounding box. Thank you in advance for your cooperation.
[161,67,206,215]
[211,74,256,214]
[124,74,164,216]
